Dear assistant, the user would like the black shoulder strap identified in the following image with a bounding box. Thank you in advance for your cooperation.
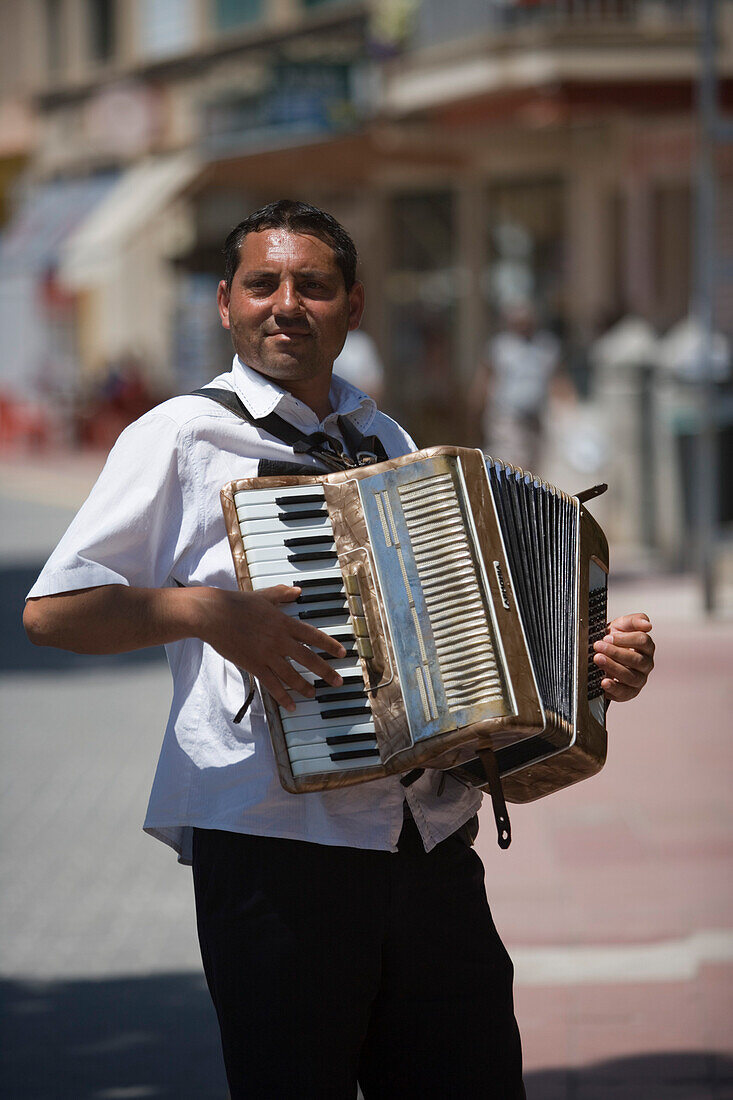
[191,386,388,471]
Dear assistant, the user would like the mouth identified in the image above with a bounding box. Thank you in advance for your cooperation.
[267,329,311,340]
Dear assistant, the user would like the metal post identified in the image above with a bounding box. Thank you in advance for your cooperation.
[695,0,719,614]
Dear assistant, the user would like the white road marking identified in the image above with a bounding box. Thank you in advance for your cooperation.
[512,929,733,986]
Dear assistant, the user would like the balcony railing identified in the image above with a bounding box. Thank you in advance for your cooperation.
[408,0,697,52]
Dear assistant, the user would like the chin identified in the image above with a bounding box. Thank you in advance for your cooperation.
[261,355,320,381]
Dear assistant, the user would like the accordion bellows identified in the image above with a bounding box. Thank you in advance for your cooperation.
[221,447,609,804]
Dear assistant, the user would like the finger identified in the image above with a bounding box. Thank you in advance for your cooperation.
[270,656,318,701]
[596,630,653,651]
[595,644,654,677]
[594,639,655,674]
[256,667,299,713]
[260,584,302,605]
[593,651,646,688]
[287,642,345,688]
[607,613,652,634]
[290,618,347,660]
[594,632,655,668]
[602,677,639,703]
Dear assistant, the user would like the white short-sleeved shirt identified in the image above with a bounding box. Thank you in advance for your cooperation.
[28,357,482,861]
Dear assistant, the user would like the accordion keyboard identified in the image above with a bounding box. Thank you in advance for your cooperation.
[234,484,381,777]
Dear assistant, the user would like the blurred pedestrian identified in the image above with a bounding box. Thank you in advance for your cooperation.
[470,301,573,472]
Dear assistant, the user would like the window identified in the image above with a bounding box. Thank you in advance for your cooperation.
[484,178,565,328]
[45,0,64,75]
[651,183,691,329]
[88,0,116,63]
[387,191,460,445]
[213,0,264,31]
[137,0,196,58]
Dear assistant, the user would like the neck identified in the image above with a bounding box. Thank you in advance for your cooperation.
[285,376,334,423]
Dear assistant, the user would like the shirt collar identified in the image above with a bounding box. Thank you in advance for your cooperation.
[230,355,377,434]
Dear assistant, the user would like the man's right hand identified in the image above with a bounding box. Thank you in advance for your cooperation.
[190,584,345,712]
[24,582,346,714]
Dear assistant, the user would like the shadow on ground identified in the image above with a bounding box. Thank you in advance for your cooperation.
[2,972,732,1099]
[1,565,165,672]
[525,1052,733,1099]
[1,973,226,1099]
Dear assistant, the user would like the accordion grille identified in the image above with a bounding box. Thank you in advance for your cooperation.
[398,473,504,712]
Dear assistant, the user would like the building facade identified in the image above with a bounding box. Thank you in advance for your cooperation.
[0,0,730,551]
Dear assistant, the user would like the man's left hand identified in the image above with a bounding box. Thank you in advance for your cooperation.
[593,612,655,703]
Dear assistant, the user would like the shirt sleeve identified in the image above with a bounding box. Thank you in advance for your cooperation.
[26,411,199,599]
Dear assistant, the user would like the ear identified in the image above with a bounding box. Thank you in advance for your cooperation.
[217,280,231,330]
[347,281,365,331]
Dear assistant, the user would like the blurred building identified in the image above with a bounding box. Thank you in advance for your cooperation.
[0,0,730,461]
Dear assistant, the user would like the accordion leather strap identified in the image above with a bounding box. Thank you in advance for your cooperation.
[191,386,387,470]
[478,748,512,849]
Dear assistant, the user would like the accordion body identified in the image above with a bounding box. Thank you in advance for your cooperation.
[221,447,609,805]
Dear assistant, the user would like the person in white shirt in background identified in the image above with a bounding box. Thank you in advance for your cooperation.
[470,300,576,473]
[23,201,654,1100]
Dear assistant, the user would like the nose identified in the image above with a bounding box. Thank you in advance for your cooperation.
[272,278,302,319]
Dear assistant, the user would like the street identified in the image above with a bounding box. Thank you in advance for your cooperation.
[1,451,732,1099]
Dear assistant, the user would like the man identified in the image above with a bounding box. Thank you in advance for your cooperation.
[24,201,654,1099]
[469,300,575,472]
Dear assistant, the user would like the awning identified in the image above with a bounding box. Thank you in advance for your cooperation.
[0,174,117,277]
[59,152,201,287]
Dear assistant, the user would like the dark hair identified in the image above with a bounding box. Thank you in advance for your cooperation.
[222,199,358,291]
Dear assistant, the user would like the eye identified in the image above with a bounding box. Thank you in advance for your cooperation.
[301,280,330,295]
[247,280,275,295]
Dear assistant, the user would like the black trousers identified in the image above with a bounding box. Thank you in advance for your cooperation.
[192,819,525,1100]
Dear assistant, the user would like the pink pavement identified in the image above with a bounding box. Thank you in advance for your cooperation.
[475,575,733,1086]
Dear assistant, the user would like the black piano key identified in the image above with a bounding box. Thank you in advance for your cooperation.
[287,551,338,563]
[299,606,348,620]
[296,576,341,589]
[316,645,356,659]
[275,492,324,504]
[321,705,371,719]
[314,674,363,690]
[329,748,380,762]
[278,508,328,522]
[285,535,334,548]
[294,598,345,607]
[326,732,374,746]
[316,688,366,704]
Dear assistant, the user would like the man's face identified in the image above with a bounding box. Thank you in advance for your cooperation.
[217,229,364,391]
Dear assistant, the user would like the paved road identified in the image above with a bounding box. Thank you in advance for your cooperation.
[2,452,732,1098]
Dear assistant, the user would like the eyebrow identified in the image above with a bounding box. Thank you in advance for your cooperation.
[242,268,336,281]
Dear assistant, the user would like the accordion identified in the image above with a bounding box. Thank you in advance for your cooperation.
[221,446,609,814]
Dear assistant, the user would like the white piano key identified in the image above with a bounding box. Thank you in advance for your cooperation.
[242,524,336,549]
[287,738,378,763]
[245,543,336,565]
[249,567,343,591]
[236,501,328,523]
[279,604,350,624]
[280,695,367,719]
[281,710,374,733]
[248,557,341,579]
[293,658,363,682]
[234,485,325,508]
[283,722,373,748]
[290,754,382,777]
[237,511,332,534]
